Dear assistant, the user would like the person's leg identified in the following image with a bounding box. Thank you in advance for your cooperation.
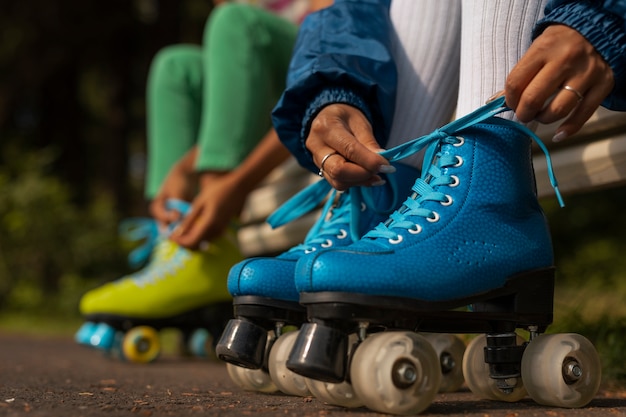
[456,0,547,118]
[145,45,203,199]
[387,0,461,152]
[195,4,298,171]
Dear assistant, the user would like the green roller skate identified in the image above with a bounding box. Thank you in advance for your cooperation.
[75,200,241,363]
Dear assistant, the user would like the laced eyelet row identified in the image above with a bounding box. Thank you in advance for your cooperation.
[303,228,348,252]
[388,136,463,245]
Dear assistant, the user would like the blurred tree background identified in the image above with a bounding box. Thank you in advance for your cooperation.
[0,0,624,384]
[0,0,213,319]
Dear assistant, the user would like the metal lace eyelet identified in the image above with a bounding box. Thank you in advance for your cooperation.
[337,229,348,239]
[389,235,403,244]
[361,202,367,212]
[440,195,453,206]
[408,224,422,234]
[453,156,464,167]
[321,239,333,248]
[449,175,460,187]
[427,211,440,223]
[304,247,317,254]
[453,136,465,147]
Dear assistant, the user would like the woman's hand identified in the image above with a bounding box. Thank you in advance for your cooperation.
[150,162,196,226]
[170,171,247,249]
[505,24,614,141]
[305,103,395,190]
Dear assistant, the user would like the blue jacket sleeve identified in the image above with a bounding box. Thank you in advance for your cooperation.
[535,0,626,111]
[271,0,396,173]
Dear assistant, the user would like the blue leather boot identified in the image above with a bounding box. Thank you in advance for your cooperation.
[215,162,420,372]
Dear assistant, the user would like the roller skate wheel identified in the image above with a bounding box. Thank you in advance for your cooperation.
[226,363,278,393]
[521,333,601,408]
[462,334,527,402]
[188,328,213,358]
[87,322,117,351]
[268,331,311,396]
[121,326,161,363]
[423,333,466,393]
[75,322,97,345]
[303,332,363,408]
[350,331,441,415]
[305,378,363,408]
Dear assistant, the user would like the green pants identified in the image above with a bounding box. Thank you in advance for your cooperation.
[145,3,298,199]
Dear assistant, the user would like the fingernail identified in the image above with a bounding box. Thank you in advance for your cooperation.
[378,164,396,174]
[486,90,505,103]
[375,148,387,154]
[552,131,568,143]
[371,179,387,187]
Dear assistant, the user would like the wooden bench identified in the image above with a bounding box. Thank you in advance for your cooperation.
[534,108,626,199]
[237,158,319,257]
[238,109,626,257]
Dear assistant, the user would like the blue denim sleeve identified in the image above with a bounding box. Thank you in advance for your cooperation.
[537,0,626,110]
[271,0,396,173]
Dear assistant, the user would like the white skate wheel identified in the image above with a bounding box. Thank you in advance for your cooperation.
[226,363,278,393]
[521,333,601,408]
[423,333,466,392]
[350,331,441,415]
[462,334,527,402]
[305,377,363,408]
[268,331,311,396]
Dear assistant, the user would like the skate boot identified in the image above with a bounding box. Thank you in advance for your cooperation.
[215,162,420,396]
[75,200,241,363]
[287,97,601,415]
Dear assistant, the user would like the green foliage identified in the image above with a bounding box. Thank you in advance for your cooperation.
[0,144,127,316]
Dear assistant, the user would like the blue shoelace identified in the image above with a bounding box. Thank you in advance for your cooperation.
[268,97,562,243]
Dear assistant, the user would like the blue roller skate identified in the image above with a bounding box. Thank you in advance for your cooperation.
[75,199,240,362]
[287,97,601,414]
[215,162,420,395]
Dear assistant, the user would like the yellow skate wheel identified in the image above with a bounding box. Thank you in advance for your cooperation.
[462,334,527,402]
[268,331,311,396]
[521,333,601,408]
[122,326,161,363]
[350,331,441,415]
[226,363,278,393]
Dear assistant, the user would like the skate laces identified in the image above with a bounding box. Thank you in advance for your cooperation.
[268,166,407,251]
[287,190,352,254]
[367,96,564,243]
[121,199,193,287]
[269,97,562,246]
[119,199,191,268]
[127,240,192,287]
[119,218,159,269]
